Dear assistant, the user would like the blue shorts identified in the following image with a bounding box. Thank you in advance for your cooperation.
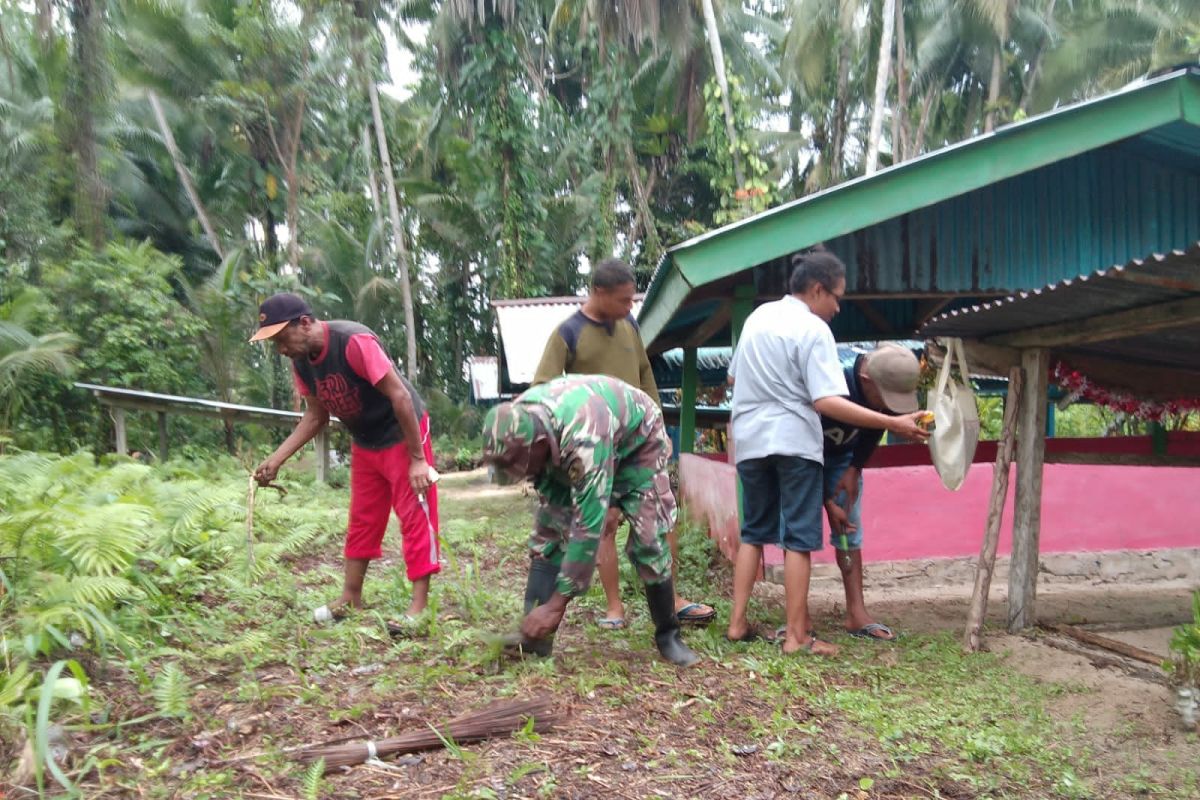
[824,450,864,550]
[737,455,823,553]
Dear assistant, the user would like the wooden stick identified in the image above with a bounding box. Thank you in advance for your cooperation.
[245,476,287,577]
[1040,622,1165,666]
[245,476,258,574]
[964,366,1023,652]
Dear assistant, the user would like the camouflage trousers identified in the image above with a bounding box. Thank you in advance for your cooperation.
[530,437,677,594]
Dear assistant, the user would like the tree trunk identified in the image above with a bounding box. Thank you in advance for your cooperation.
[892,0,910,163]
[624,144,662,266]
[1018,0,1058,116]
[67,0,108,248]
[984,46,1003,133]
[266,96,306,270]
[362,125,384,230]
[699,0,745,187]
[148,91,225,261]
[285,99,305,270]
[865,0,896,175]
[829,34,852,182]
[36,0,53,44]
[262,166,279,259]
[368,79,419,381]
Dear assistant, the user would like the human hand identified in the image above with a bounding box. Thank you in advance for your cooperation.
[254,458,281,485]
[824,498,857,535]
[520,602,565,640]
[833,467,860,509]
[409,458,433,495]
[888,411,931,442]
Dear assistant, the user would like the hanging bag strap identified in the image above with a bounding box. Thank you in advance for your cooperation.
[935,337,957,395]
[952,338,972,388]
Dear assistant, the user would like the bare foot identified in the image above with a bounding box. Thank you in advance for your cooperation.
[783,634,839,656]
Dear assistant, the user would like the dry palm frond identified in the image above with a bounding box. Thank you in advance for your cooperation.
[298,698,563,772]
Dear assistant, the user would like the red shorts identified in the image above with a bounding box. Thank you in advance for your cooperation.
[346,414,441,581]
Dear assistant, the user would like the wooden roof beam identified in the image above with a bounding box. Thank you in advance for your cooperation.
[988,295,1200,348]
[684,301,732,349]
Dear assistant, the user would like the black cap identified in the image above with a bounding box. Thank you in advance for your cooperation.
[248,293,313,342]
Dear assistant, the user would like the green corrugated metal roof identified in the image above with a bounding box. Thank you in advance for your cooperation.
[639,68,1200,349]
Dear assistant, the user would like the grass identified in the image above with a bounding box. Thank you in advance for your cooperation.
[1,461,1194,798]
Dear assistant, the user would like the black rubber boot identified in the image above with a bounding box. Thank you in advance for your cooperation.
[644,579,701,667]
[501,557,559,658]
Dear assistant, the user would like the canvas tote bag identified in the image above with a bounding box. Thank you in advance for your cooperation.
[927,337,981,490]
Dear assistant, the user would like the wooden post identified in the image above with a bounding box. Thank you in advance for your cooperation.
[965,367,1023,652]
[315,428,330,483]
[1008,348,1049,632]
[157,412,169,463]
[730,284,755,351]
[679,347,698,454]
[730,284,754,570]
[1149,421,1167,456]
[113,407,128,455]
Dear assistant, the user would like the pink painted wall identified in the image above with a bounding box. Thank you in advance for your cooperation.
[677,453,1200,568]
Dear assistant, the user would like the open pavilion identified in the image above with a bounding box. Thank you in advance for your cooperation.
[636,67,1200,632]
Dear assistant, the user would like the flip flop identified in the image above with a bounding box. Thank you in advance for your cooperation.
[772,625,817,644]
[597,617,627,631]
[676,602,717,625]
[848,623,898,641]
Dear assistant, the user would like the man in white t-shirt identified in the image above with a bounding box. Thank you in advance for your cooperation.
[724,250,928,656]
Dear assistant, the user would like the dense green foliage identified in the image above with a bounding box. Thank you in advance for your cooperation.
[2,0,1199,453]
[0,451,345,784]
[2,4,1198,794]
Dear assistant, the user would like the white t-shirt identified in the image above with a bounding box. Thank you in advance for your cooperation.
[729,295,848,464]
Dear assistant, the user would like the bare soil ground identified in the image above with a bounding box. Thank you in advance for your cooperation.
[7,468,1197,799]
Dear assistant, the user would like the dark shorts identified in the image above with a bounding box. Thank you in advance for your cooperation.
[736,455,824,552]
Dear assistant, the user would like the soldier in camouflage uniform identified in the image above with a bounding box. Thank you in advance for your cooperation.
[482,375,700,667]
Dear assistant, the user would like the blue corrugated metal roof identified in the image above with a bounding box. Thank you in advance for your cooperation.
[921,244,1200,395]
[638,68,1200,351]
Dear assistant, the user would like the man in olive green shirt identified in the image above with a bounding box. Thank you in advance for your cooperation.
[532,258,715,630]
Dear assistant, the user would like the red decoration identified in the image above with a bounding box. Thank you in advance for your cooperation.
[1052,360,1200,421]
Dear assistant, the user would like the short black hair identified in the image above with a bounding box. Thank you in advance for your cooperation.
[788,248,846,294]
[592,258,636,290]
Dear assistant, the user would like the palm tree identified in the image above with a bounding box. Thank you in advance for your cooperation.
[865,0,896,174]
[778,0,867,188]
[1033,0,1198,111]
[64,0,112,247]
[0,293,78,440]
[699,0,745,186]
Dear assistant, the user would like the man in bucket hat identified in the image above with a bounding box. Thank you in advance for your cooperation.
[249,293,439,630]
[482,374,699,667]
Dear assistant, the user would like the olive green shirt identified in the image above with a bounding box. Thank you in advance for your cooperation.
[531,310,661,406]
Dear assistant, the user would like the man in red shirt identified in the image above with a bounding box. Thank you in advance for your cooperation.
[250,293,439,625]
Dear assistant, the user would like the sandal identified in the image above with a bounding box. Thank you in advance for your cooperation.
[676,602,717,625]
[848,623,898,641]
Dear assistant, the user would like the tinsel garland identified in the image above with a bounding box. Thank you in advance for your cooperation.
[1052,360,1200,421]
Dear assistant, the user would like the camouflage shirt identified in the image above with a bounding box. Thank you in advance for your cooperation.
[515,375,667,596]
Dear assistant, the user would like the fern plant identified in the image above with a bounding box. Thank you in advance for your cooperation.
[300,758,325,799]
[1,450,344,734]
[152,662,191,719]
